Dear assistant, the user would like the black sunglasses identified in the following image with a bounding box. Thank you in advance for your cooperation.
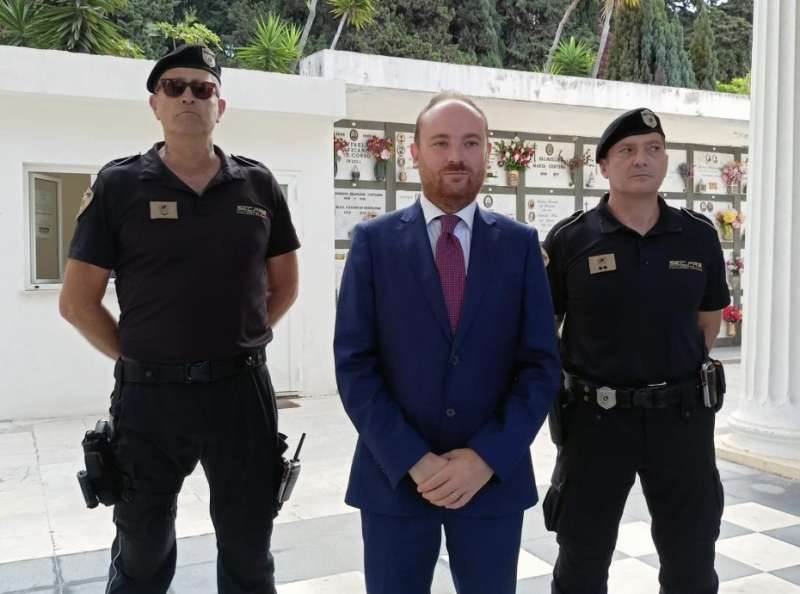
[156,78,219,100]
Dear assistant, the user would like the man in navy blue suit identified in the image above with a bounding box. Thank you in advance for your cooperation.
[334,91,561,594]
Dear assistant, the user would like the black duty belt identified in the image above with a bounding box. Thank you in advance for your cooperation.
[115,350,266,384]
[564,372,700,410]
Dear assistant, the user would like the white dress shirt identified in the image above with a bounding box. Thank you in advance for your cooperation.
[419,195,477,273]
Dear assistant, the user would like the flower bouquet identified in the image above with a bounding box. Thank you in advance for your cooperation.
[726,256,744,289]
[715,208,744,241]
[494,137,536,186]
[721,161,745,194]
[677,162,693,192]
[559,153,591,187]
[366,136,394,182]
[333,136,349,176]
[722,305,743,337]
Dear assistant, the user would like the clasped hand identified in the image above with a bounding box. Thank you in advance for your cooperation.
[409,449,494,510]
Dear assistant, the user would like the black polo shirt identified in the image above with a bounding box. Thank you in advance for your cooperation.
[69,143,300,363]
[543,195,730,387]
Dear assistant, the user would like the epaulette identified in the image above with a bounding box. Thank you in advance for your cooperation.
[98,154,141,174]
[231,154,267,169]
[550,210,586,241]
[680,207,717,232]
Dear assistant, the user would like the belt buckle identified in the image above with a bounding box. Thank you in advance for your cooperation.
[596,386,617,410]
[184,362,211,383]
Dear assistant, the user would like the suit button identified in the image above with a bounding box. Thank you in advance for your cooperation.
[445,408,456,418]
[450,355,460,366]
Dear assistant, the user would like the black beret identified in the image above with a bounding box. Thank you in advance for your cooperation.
[596,108,665,161]
[147,45,221,93]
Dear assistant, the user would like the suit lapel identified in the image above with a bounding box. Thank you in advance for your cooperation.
[453,208,500,353]
[399,202,453,343]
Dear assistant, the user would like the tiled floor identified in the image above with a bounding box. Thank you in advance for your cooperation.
[2,359,800,593]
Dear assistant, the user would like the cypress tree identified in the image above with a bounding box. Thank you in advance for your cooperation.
[448,0,504,68]
[689,2,718,90]
[607,2,642,82]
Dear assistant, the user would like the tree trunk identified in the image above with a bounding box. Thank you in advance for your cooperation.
[592,5,613,78]
[293,0,318,72]
[330,12,348,50]
[544,0,581,72]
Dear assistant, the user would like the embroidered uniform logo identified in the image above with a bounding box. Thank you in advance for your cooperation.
[77,187,94,218]
[236,205,269,219]
[669,260,703,272]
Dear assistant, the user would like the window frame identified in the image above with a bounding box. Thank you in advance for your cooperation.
[23,164,99,291]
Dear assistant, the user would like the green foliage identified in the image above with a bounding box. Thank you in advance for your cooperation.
[716,72,750,95]
[448,0,503,68]
[30,0,138,56]
[327,0,376,49]
[551,36,595,76]
[112,0,180,58]
[0,0,41,46]
[336,1,471,64]
[688,2,717,90]
[608,0,695,88]
[236,13,301,73]
[708,6,751,82]
[148,9,222,50]
[327,0,375,29]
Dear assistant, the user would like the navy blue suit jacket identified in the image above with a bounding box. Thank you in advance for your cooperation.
[334,201,560,517]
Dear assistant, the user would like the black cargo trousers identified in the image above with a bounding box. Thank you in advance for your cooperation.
[544,389,724,594]
[106,354,282,594]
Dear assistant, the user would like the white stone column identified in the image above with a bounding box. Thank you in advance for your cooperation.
[724,0,800,462]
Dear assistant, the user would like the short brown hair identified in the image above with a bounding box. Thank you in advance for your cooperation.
[414,91,489,145]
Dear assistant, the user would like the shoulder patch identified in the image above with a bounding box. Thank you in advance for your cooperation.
[98,154,141,174]
[680,207,717,232]
[550,210,586,241]
[232,154,267,169]
[76,187,94,218]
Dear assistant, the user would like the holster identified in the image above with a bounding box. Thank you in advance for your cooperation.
[76,420,123,509]
[701,358,726,412]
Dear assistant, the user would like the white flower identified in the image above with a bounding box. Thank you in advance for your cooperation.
[381,149,391,160]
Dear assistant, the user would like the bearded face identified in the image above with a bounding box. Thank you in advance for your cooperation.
[411,100,490,211]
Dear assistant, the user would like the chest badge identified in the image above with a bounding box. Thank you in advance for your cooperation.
[669,260,703,272]
[149,201,178,219]
[588,253,617,275]
[236,205,269,219]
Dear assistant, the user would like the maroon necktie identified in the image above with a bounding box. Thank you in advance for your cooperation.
[435,214,466,333]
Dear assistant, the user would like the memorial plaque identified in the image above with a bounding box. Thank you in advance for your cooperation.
[395,190,422,210]
[479,193,517,220]
[693,150,735,195]
[335,127,384,182]
[526,141,574,189]
[394,131,419,183]
[335,189,386,240]
[525,194,578,237]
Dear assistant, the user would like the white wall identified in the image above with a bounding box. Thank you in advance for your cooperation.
[0,47,343,420]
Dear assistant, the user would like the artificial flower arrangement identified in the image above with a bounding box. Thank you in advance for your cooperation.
[715,208,744,241]
[366,136,394,162]
[721,161,745,191]
[494,137,536,171]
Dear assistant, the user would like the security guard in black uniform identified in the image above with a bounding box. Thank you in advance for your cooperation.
[59,45,300,594]
[542,108,730,594]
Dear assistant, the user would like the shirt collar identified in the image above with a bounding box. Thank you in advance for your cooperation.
[597,194,683,235]
[140,142,246,183]
[420,194,477,231]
